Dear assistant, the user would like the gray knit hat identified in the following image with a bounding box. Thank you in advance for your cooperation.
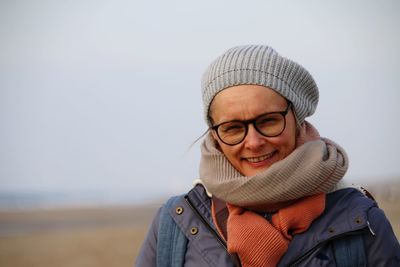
[201,45,319,126]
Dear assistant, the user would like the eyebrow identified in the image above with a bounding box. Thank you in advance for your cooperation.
[213,104,289,126]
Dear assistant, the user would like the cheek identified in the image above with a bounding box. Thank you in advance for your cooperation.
[267,125,297,157]
[218,142,242,165]
[285,136,297,154]
[271,136,294,152]
[219,143,237,157]
[212,130,242,158]
[279,125,297,154]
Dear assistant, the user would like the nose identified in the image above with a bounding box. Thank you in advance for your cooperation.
[244,124,266,150]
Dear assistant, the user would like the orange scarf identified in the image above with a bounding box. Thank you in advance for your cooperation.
[225,193,325,267]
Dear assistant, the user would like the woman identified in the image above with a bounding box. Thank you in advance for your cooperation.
[136,45,400,266]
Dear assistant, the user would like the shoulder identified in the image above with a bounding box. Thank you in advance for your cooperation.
[136,189,199,267]
[156,186,234,266]
[327,187,400,265]
[317,188,376,233]
[326,187,376,210]
[135,205,163,266]
[280,188,399,266]
[324,187,396,235]
[162,184,212,230]
[148,185,212,243]
[286,188,375,255]
[158,184,211,222]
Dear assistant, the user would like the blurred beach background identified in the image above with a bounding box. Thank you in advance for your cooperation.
[0,181,399,267]
[1,0,399,266]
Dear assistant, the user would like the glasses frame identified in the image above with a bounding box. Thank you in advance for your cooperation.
[211,102,292,146]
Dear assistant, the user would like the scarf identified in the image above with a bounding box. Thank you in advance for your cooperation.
[200,121,349,266]
[226,193,325,266]
[200,121,348,211]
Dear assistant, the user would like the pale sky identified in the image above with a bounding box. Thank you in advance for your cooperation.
[1,0,399,203]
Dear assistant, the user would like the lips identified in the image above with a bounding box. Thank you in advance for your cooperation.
[245,151,276,163]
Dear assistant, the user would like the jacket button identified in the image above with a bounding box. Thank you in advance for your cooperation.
[328,227,335,234]
[190,227,199,235]
[175,207,184,215]
[355,217,362,224]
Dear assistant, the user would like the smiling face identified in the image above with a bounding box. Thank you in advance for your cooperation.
[209,84,298,177]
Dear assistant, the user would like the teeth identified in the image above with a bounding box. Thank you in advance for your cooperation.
[246,152,274,163]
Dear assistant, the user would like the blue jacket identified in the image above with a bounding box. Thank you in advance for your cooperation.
[136,185,400,266]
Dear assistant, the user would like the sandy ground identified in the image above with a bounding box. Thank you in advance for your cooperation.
[0,185,398,267]
[0,205,159,267]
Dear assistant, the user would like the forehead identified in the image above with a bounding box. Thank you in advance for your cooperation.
[210,85,287,122]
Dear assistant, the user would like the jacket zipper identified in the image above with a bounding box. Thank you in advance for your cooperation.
[184,195,242,267]
[287,227,369,267]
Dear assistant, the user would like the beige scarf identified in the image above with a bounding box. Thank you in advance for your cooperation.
[200,121,348,211]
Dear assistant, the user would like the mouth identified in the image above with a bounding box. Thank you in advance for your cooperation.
[245,151,276,163]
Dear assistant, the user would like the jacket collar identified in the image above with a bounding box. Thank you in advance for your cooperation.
[187,184,374,265]
[279,188,373,265]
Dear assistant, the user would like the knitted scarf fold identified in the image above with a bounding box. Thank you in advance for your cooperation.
[200,121,348,211]
[226,193,325,267]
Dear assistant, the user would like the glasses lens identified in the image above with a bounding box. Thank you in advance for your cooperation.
[217,121,246,145]
[255,113,285,137]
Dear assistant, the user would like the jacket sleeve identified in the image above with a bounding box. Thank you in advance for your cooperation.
[365,205,400,266]
[135,207,162,267]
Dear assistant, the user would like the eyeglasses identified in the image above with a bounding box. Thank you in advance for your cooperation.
[211,102,292,146]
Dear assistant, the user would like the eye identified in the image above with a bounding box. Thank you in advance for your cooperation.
[256,114,281,127]
[219,122,244,134]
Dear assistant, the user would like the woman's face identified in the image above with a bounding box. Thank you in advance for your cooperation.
[209,85,297,177]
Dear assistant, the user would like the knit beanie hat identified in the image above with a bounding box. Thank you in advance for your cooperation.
[201,45,319,126]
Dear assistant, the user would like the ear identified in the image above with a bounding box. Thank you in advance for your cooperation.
[211,129,218,141]
[296,123,301,137]
[210,130,222,150]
